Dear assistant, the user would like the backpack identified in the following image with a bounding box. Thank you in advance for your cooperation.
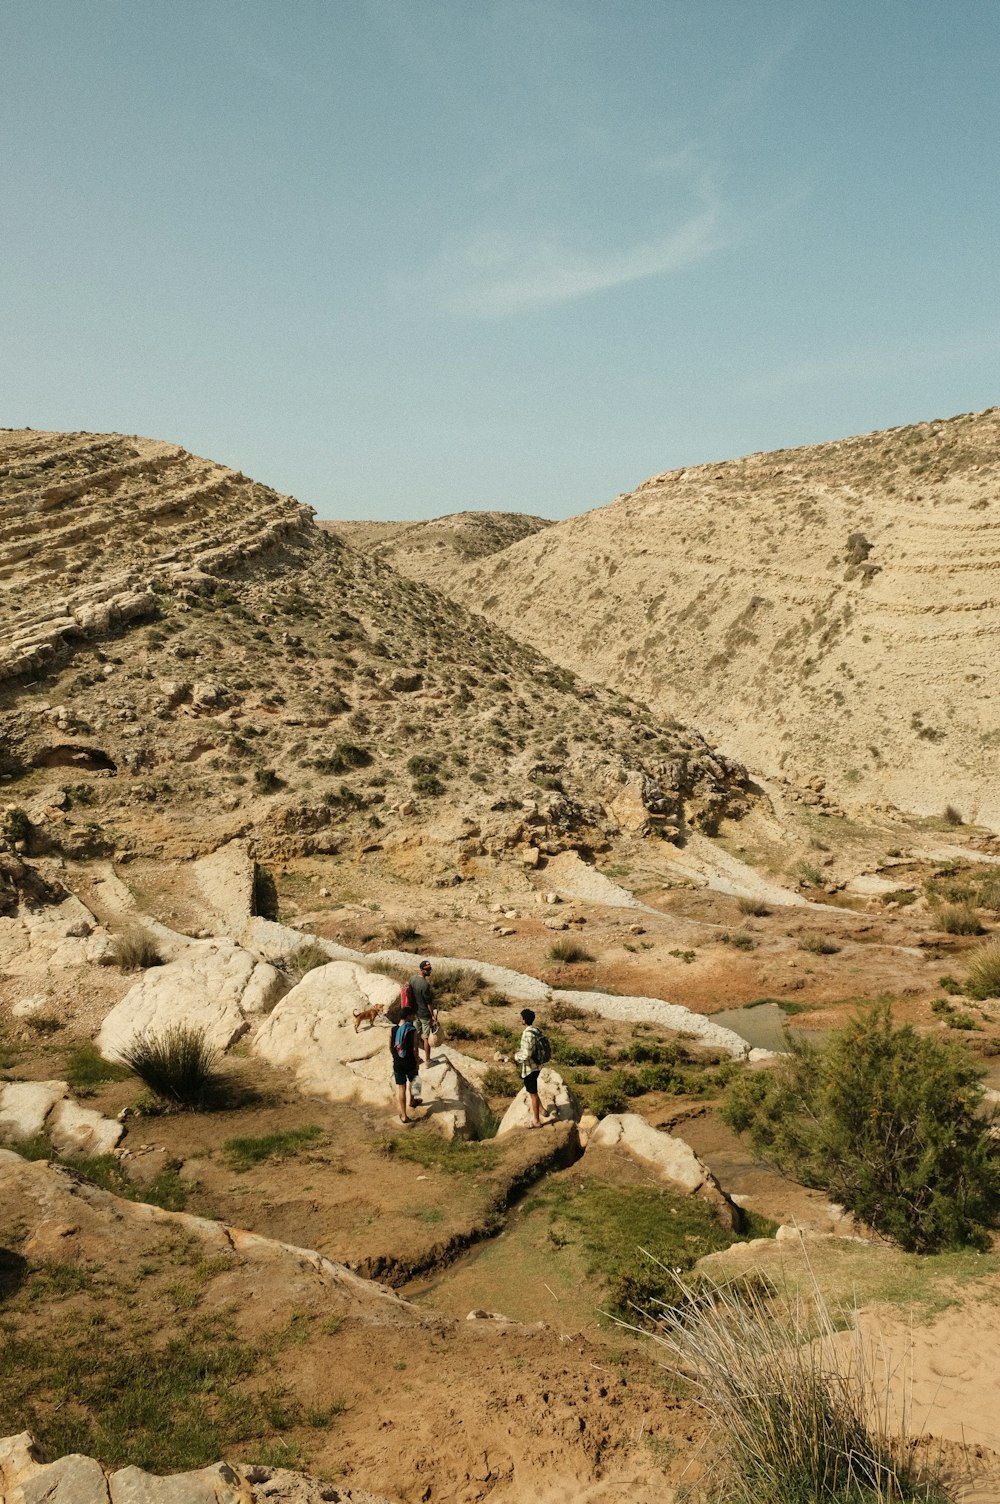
[527,1026,551,1067]
[399,981,414,1011]
[392,1020,415,1060]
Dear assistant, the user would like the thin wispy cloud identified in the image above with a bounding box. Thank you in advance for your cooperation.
[739,331,1000,400]
[435,203,723,318]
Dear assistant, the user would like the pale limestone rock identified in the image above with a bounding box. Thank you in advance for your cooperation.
[588,1113,738,1227]
[48,1098,124,1159]
[96,941,286,1060]
[108,1461,248,1502]
[251,962,401,1107]
[0,1080,66,1141]
[416,1051,489,1140]
[496,1068,579,1135]
[21,1452,110,1503]
[11,993,49,1018]
[190,841,255,939]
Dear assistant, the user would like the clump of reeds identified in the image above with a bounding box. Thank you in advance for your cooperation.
[635,1265,952,1503]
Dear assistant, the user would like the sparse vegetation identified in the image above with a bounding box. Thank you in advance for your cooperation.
[935,902,985,936]
[119,1025,222,1109]
[548,939,595,964]
[964,939,1000,1000]
[284,941,331,981]
[65,1041,133,1093]
[724,1003,1000,1253]
[737,897,770,917]
[646,1272,952,1504]
[224,1124,324,1172]
[110,926,162,971]
[797,932,841,955]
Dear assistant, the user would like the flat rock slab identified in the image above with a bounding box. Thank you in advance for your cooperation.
[588,1112,739,1227]
[0,1081,123,1158]
[190,840,256,940]
[97,941,286,1059]
[0,1080,66,1142]
[0,1433,397,1503]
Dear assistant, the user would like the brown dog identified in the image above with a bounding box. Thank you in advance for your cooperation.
[353,1002,384,1032]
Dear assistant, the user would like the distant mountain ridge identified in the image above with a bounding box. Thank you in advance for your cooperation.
[413,408,1000,827]
[324,510,552,590]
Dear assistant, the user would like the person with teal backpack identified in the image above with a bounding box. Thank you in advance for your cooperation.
[390,1003,421,1124]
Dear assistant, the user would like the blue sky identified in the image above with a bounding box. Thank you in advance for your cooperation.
[3,2,998,519]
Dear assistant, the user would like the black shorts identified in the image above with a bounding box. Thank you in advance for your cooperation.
[393,1061,417,1086]
[523,1070,540,1095]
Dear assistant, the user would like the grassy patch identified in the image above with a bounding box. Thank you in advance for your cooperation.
[524,1175,765,1317]
[109,926,162,971]
[548,939,595,964]
[64,1041,133,1093]
[377,1130,501,1176]
[0,1269,303,1473]
[223,1124,324,1173]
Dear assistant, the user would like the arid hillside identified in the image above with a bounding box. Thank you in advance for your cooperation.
[324,509,552,589]
[0,430,751,869]
[440,409,1000,827]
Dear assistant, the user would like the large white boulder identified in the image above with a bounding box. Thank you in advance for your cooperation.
[251,962,401,1106]
[416,1050,490,1140]
[587,1112,738,1227]
[96,940,286,1060]
[496,1067,579,1135]
[252,966,490,1135]
[48,1098,124,1159]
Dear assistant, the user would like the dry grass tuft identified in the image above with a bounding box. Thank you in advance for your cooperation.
[636,1268,952,1503]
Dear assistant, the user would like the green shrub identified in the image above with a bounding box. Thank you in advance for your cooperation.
[313,743,371,775]
[252,766,281,795]
[723,1002,1000,1252]
[937,903,985,936]
[590,1079,628,1118]
[406,754,439,777]
[797,932,840,955]
[120,1026,222,1109]
[2,807,32,847]
[482,990,510,1008]
[482,1066,519,1098]
[412,773,445,796]
[721,930,757,951]
[548,939,595,964]
[285,941,331,981]
[110,927,162,971]
[964,939,1000,1000]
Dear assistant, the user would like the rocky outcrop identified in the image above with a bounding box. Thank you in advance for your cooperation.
[0,433,312,683]
[0,1081,122,1158]
[96,942,286,1059]
[587,1113,739,1228]
[496,1068,579,1134]
[0,1433,394,1503]
[251,963,490,1135]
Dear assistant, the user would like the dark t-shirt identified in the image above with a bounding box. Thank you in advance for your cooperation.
[409,973,434,1020]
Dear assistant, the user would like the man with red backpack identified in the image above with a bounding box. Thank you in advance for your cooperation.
[406,959,438,1069]
[390,1003,421,1124]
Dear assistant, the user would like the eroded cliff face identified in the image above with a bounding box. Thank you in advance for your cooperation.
[445,408,1000,827]
[0,429,753,868]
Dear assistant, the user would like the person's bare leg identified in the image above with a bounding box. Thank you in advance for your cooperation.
[397,1082,409,1122]
[529,1090,542,1127]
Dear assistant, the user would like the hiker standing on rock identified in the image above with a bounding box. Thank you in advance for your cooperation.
[409,959,438,1068]
[515,1007,550,1129]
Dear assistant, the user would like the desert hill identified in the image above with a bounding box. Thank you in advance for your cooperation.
[324,508,552,589]
[0,430,751,869]
[416,408,1000,828]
